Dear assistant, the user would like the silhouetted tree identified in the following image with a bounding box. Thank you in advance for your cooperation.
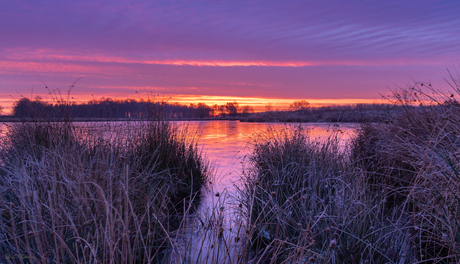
[225,102,239,117]
[240,105,255,116]
[220,105,227,116]
[290,100,310,114]
[265,103,273,112]
[13,97,50,118]
[196,103,212,118]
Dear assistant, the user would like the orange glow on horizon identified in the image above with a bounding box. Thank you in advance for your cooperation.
[0,93,383,115]
[167,95,383,111]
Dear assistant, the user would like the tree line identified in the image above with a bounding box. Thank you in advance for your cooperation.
[11,97,255,119]
[7,97,423,121]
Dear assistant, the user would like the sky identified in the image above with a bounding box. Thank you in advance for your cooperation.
[1,0,460,113]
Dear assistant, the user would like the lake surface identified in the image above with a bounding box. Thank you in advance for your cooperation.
[181,121,355,216]
[0,120,356,198]
[187,121,355,194]
[180,121,357,260]
[0,120,356,259]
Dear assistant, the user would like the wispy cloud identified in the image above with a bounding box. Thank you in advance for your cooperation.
[2,1,459,62]
[0,0,459,106]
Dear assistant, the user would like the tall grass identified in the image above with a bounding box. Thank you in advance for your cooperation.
[0,120,209,263]
[352,79,460,262]
[237,74,460,263]
[238,126,408,263]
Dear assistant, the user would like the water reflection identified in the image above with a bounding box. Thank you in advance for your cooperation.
[187,121,356,196]
[0,120,356,260]
[176,121,356,261]
[0,121,356,193]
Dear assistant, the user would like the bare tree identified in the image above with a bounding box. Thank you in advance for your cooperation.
[225,101,239,117]
[240,105,254,116]
[265,103,273,112]
[196,103,212,118]
[290,100,310,114]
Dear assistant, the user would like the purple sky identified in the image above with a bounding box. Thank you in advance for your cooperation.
[1,0,459,112]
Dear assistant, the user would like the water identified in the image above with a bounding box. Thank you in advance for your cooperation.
[185,120,354,196]
[0,120,356,205]
[185,121,354,215]
[176,121,356,262]
[0,120,356,261]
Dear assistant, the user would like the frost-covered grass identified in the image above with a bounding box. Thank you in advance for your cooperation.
[0,120,210,263]
[239,77,460,263]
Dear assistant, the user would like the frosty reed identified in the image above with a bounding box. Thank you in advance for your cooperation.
[239,77,460,263]
[0,119,209,263]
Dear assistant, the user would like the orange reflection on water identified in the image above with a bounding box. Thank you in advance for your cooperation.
[0,120,355,198]
[183,121,356,194]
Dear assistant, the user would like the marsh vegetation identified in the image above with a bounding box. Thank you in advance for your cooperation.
[0,119,210,263]
[238,79,460,263]
[1,77,460,263]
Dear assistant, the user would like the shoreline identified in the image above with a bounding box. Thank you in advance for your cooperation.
[0,116,380,123]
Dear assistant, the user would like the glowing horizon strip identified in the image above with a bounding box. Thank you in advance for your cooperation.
[0,93,383,114]
[167,95,383,107]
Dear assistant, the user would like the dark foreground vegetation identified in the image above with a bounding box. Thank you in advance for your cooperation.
[0,118,210,262]
[239,80,460,263]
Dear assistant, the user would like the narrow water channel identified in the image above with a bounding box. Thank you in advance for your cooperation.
[190,121,355,202]
[173,121,356,262]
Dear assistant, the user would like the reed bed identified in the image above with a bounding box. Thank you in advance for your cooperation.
[0,120,209,263]
[352,81,460,263]
[238,78,460,263]
[239,126,406,263]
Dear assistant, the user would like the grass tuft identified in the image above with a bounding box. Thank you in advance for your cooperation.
[0,120,209,263]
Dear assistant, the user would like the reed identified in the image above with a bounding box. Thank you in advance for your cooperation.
[351,80,460,263]
[237,76,460,263]
[238,125,410,263]
[0,120,209,263]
